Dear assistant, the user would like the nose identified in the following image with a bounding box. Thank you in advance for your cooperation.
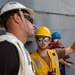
[42,39,46,43]
[33,24,35,27]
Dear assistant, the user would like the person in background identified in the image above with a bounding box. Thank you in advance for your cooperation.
[31,26,75,75]
[0,1,36,75]
[49,32,73,75]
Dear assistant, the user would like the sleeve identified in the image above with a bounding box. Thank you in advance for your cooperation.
[0,41,19,75]
[56,48,66,59]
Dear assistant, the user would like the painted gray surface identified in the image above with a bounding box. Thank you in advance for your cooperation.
[0,0,8,7]
[0,0,75,75]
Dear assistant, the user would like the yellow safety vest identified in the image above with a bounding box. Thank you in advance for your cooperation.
[31,49,60,75]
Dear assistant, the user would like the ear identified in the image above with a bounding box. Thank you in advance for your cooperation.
[13,14,20,23]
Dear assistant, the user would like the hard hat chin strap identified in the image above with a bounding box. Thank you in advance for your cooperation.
[19,9,29,38]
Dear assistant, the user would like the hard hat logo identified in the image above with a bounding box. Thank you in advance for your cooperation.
[9,1,17,4]
[0,1,35,19]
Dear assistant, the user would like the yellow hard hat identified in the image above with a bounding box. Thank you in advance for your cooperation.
[35,26,51,37]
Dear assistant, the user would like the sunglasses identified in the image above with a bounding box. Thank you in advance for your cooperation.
[23,15,33,24]
[18,14,33,24]
[36,37,50,42]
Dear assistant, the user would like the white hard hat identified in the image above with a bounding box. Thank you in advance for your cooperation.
[0,1,35,19]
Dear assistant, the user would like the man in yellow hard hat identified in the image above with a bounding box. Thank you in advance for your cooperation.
[0,1,35,75]
[31,26,75,75]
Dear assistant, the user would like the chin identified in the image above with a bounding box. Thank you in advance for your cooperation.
[29,34,34,38]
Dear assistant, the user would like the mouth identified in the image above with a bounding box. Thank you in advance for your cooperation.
[33,29,34,32]
[41,44,45,47]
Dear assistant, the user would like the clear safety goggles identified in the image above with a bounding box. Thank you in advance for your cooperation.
[53,39,58,42]
[36,37,50,42]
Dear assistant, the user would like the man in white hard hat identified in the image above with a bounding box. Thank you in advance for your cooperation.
[0,1,36,75]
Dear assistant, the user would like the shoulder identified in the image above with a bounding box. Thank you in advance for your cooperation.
[56,48,65,59]
[31,51,37,57]
[31,51,39,60]
[0,41,17,52]
[0,41,19,74]
[47,49,57,54]
[0,41,19,59]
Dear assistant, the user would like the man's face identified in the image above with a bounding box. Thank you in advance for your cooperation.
[36,36,50,50]
[23,12,35,37]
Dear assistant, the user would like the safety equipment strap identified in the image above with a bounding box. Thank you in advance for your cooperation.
[19,9,28,38]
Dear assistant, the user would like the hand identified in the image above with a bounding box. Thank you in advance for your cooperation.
[66,62,73,68]
[59,59,73,68]
[66,61,73,68]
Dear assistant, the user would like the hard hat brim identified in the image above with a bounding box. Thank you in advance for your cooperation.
[0,8,35,19]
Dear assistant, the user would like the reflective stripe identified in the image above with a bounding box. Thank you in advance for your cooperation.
[34,59,41,69]
[17,43,31,65]
[24,48,31,65]
[52,53,58,66]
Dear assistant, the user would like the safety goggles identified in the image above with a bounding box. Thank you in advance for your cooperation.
[23,15,33,24]
[36,37,50,42]
[53,39,58,42]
